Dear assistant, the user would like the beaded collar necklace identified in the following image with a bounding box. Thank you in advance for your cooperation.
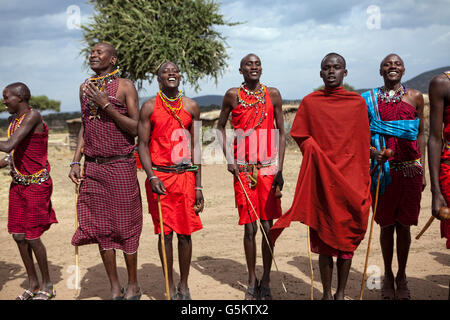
[237,82,267,135]
[158,90,185,129]
[85,67,121,120]
[378,84,406,104]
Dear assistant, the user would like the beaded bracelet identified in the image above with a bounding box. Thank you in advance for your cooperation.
[195,186,203,191]
[70,161,81,167]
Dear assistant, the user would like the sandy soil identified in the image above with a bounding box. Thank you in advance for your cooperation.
[0,133,448,300]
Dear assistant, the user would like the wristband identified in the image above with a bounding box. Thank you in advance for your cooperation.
[70,161,81,167]
[195,186,203,191]
[102,102,111,110]
[148,176,159,181]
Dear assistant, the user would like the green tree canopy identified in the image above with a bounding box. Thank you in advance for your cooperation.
[313,83,356,92]
[0,95,61,113]
[81,0,238,91]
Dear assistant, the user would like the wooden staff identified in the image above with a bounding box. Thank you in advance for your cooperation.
[74,184,80,296]
[157,195,171,300]
[416,207,450,240]
[360,166,383,300]
[237,175,287,293]
[307,226,314,300]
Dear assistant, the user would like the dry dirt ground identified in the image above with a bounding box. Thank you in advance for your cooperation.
[0,133,448,300]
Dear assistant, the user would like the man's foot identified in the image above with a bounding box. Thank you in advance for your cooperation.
[33,286,56,300]
[258,285,272,300]
[245,280,259,300]
[334,292,345,300]
[395,276,411,300]
[321,293,333,300]
[111,288,125,300]
[124,288,142,300]
[176,284,192,300]
[16,289,37,300]
[124,284,141,300]
[381,275,396,300]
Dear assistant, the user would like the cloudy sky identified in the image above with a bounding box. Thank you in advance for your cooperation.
[0,0,449,113]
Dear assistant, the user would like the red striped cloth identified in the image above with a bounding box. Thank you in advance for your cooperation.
[231,90,282,224]
[72,78,142,253]
[374,99,422,227]
[8,122,57,239]
[145,94,202,235]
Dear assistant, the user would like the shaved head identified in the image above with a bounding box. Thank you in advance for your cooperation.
[240,53,260,69]
[157,61,179,77]
[380,53,404,69]
[321,52,346,69]
[5,82,31,102]
[94,42,118,58]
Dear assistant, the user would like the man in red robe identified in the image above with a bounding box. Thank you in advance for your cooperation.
[69,43,143,300]
[217,53,286,300]
[138,61,204,300]
[428,70,450,250]
[271,53,371,300]
[1,82,58,300]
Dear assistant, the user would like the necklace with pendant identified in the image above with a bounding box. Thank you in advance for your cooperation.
[378,84,406,104]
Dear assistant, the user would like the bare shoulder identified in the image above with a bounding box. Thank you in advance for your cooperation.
[225,87,238,98]
[141,96,157,111]
[182,96,199,109]
[118,78,137,91]
[267,86,281,96]
[407,88,423,100]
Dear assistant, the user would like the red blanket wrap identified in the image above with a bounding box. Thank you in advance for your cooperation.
[72,78,142,254]
[231,89,281,224]
[8,122,57,239]
[374,100,423,227]
[145,94,202,235]
[270,87,371,253]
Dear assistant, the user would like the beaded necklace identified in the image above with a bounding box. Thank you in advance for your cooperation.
[6,108,48,184]
[85,67,121,120]
[158,90,185,129]
[378,84,406,104]
[237,83,267,134]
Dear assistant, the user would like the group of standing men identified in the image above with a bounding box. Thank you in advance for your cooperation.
[1,41,448,300]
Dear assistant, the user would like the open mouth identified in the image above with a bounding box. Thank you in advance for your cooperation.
[168,77,177,82]
[388,70,400,76]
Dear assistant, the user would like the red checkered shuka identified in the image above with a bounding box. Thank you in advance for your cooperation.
[8,122,57,239]
[72,78,142,253]
[374,98,423,227]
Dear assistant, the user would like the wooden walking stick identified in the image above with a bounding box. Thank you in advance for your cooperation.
[416,207,450,240]
[307,226,314,300]
[236,175,288,293]
[360,166,383,300]
[74,184,80,297]
[157,194,171,300]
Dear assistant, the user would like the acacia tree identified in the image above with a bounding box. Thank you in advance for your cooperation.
[81,0,238,90]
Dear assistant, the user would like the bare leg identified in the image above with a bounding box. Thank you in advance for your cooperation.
[123,251,140,299]
[395,222,411,299]
[380,225,395,295]
[319,254,334,300]
[158,231,176,298]
[99,248,122,299]
[28,238,53,294]
[177,234,192,298]
[244,221,258,299]
[260,219,273,298]
[335,257,352,300]
[13,234,39,297]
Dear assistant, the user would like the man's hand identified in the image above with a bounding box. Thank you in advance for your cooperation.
[68,164,83,184]
[83,81,110,109]
[431,192,447,220]
[272,170,284,191]
[150,177,166,195]
[194,190,204,214]
[227,163,239,177]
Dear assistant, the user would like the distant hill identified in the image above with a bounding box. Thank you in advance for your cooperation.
[356,66,450,94]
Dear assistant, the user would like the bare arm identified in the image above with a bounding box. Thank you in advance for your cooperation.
[68,84,86,184]
[269,87,286,190]
[413,90,427,190]
[184,98,204,213]
[428,75,448,218]
[0,109,42,153]
[137,98,166,195]
[216,88,238,176]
